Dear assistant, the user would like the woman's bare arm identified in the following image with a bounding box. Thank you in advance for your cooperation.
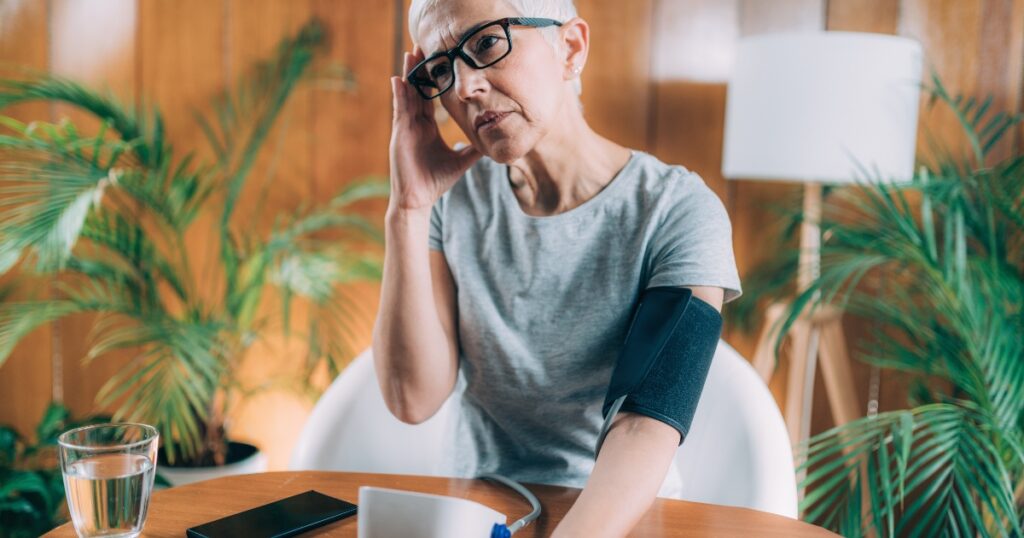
[372,213,460,424]
[373,48,480,424]
[552,286,725,536]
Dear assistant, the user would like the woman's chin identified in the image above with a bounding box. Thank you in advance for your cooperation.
[477,135,533,164]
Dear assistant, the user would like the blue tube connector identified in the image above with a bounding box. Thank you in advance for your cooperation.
[491,523,511,538]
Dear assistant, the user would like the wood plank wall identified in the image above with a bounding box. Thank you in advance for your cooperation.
[1,0,1021,470]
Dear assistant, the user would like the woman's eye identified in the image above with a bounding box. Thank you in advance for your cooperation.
[474,35,500,53]
[430,64,451,80]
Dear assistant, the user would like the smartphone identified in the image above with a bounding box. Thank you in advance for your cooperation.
[185,490,358,538]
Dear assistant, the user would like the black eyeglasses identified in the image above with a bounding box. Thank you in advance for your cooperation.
[408,17,563,100]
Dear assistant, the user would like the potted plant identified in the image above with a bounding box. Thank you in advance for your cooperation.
[748,75,1023,535]
[0,20,386,483]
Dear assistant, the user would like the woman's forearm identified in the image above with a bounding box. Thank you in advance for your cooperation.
[552,413,680,537]
[371,207,458,424]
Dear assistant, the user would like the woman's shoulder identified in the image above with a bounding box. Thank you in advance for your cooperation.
[627,151,723,208]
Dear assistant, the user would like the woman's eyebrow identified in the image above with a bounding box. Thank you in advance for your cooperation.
[427,19,492,56]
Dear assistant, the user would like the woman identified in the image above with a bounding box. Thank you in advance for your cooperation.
[372,0,742,534]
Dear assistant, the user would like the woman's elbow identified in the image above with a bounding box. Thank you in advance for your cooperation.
[370,334,457,424]
[381,389,447,425]
[374,363,454,425]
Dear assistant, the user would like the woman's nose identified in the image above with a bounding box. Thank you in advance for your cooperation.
[452,60,488,101]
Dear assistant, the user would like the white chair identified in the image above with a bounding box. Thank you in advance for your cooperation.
[290,342,798,518]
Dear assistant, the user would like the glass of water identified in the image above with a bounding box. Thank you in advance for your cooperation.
[58,423,159,538]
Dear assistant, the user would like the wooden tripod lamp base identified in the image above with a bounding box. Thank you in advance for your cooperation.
[752,302,861,444]
[750,183,861,445]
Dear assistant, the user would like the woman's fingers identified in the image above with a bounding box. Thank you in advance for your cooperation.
[408,47,437,118]
[401,51,413,81]
[400,52,418,115]
[392,74,422,125]
[390,76,404,121]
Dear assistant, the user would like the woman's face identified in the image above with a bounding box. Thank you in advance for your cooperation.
[415,0,572,163]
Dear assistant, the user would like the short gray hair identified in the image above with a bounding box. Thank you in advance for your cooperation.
[408,0,582,96]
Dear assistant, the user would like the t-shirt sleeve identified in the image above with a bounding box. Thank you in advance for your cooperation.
[646,171,743,303]
[428,195,445,252]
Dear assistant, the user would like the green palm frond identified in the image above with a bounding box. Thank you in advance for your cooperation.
[0,117,133,271]
[800,405,1023,537]
[923,73,1024,169]
[0,301,82,365]
[0,74,165,167]
[113,154,217,234]
[329,177,392,209]
[76,210,189,305]
[90,314,227,465]
[273,251,343,302]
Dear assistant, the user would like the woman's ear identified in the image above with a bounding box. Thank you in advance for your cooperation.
[559,17,589,80]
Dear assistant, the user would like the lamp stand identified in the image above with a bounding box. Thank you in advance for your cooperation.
[750,183,861,445]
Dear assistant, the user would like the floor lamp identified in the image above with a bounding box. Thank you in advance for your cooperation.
[721,32,922,446]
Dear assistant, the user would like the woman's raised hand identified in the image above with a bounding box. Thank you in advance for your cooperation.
[389,48,481,213]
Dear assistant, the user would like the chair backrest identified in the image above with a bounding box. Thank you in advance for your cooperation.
[290,342,798,518]
[675,341,798,518]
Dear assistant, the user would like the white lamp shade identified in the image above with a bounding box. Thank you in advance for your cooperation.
[722,32,923,184]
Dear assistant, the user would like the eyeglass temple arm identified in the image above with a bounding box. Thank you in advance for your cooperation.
[507,17,563,28]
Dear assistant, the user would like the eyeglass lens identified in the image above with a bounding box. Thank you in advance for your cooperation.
[411,22,511,98]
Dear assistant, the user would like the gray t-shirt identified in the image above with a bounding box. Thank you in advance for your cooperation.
[428,150,741,489]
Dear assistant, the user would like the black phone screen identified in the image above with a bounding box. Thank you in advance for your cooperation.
[185,490,358,538]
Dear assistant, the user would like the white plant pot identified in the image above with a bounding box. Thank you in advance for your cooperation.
[158,441,267,487]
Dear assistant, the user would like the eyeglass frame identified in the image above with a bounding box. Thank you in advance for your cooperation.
[407,17,564,100]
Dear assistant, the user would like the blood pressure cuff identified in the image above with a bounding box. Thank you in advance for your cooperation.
[601,286,723,446]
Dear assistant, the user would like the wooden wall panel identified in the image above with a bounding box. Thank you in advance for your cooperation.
[739,0,825,34]
[291,0,399,465]
[50,0,136,101]
[311,0,394,195]
[49,0,139,423]
[649,0,739,202]
[576,0,654,151]
[222,0,318,473]
[227,0,315,213]
[901,0,1024,164]
[948,0,1018,158]
[902,0,984,167]
[826,0,899,33]
[0,0,53,437]
[139,0,225,157]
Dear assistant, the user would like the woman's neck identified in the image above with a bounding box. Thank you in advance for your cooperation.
[507,104,632,217]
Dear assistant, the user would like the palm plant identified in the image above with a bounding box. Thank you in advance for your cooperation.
[0,20,387,466]
[773,74,1024,536]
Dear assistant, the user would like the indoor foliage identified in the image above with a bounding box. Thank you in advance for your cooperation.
[777,76,1024,536]
[0,404,108,538]
[0,20,386,467]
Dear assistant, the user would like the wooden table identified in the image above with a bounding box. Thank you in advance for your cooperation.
[45,471,836,537]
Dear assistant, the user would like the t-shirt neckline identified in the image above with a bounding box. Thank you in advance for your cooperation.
[499,150,640,223]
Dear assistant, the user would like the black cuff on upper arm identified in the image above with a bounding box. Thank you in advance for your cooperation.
[601,287,723,449]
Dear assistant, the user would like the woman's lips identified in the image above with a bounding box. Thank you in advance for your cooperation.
[476,112,511,133]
